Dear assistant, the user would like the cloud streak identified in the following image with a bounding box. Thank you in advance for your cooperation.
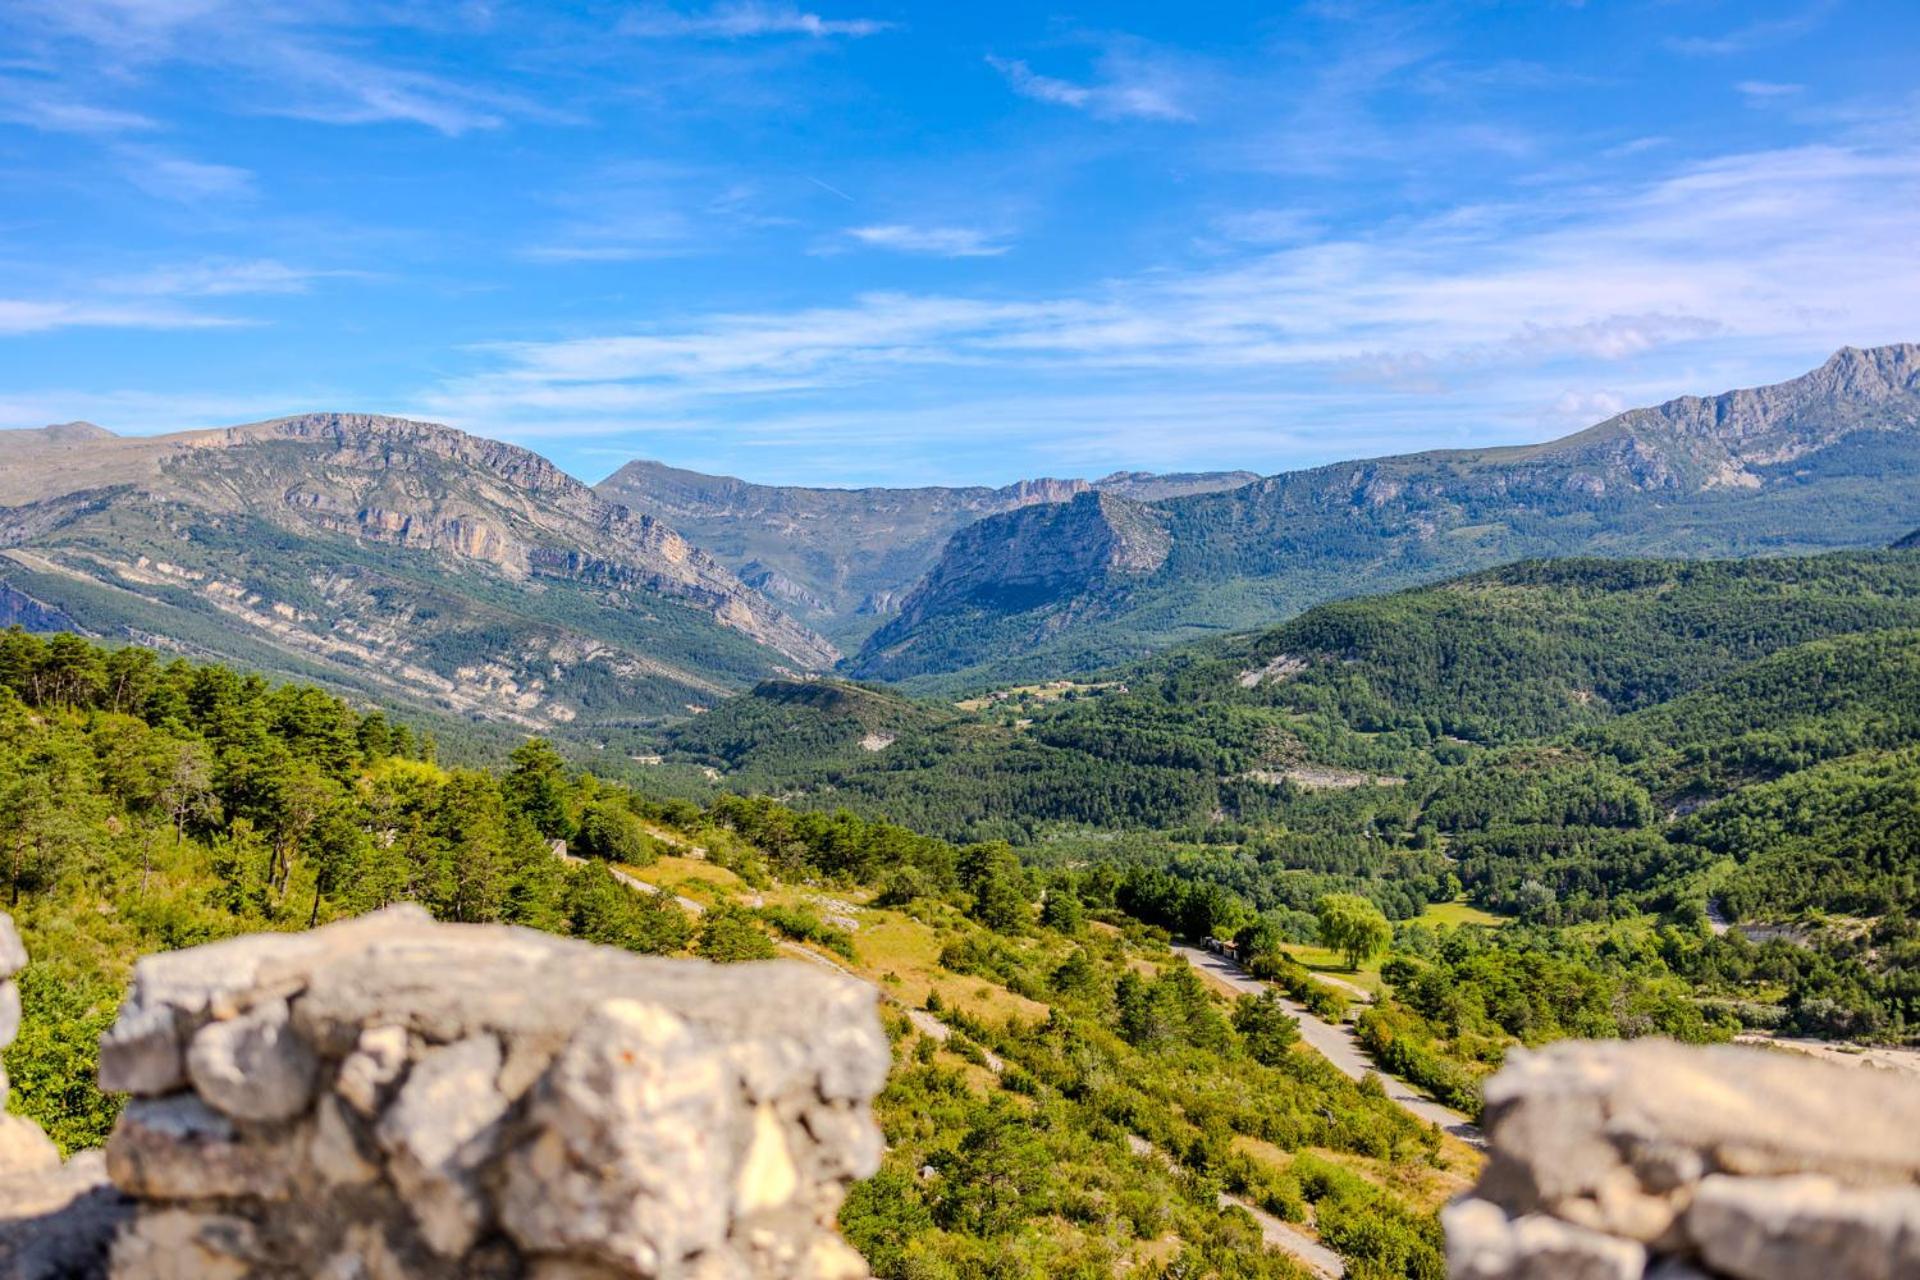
[623,4,893,39]
[986,53,1195,122]
[419,136,1920,467]
[846,225,1009,257]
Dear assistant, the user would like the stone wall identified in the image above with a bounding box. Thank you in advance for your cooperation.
[1444,1039,1920,1280]
[2,907,889,1280]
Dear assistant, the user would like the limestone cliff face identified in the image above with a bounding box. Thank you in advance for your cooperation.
[0,413,837,727]
[594,460,1253,645]
[177,414,837,668]
[850,345,1920,684]
[1509,343,1920,494]
[856,491,1169,674]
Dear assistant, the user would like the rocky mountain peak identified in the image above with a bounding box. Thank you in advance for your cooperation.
[31,421,116,444]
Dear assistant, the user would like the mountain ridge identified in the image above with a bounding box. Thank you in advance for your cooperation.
[850,344,1920,686]
[0,412,837,729]
[594,459,1255,643]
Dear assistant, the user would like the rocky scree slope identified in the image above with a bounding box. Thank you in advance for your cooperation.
[852,345,1920,686]
[0,413,836,728]
[594,460,1252,646]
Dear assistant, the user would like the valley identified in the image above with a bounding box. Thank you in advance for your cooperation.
[3,349,1919,1278]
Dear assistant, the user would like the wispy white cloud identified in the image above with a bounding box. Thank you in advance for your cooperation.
[846,225,1008,257]
[0,256,346,337]
[1737,80,1804,104]
[1667,2,1835,57]
[0,79,158,133]
[420,137,1920,460]
[0,298,246,335]
[112,145,255,202]
[6,1,528,136]
[986,52,1195,122]
[623,3,892,39]
[102,258,324,296]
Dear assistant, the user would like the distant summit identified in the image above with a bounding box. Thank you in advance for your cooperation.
[594,460,1255,647]
[0,411,836,729]
[850,344,1920,686]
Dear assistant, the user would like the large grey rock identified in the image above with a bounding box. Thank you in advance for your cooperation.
[187,998,319,1122]
[0,913,25,982]
[500,1000,736,1272]
[1476,1039,1920,1242]
[1687,1173,1920,1280]
[81,909,885,1279]
[105,1094,301,1201]
[1444,1197,1647,1280]
[97,1002,186,1097]
[0,979,19,1049]
[0,1113,60,1178]
[376,1033,510,1258]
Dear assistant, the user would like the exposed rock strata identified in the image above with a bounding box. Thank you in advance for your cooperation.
[1446,1038,1920,1279]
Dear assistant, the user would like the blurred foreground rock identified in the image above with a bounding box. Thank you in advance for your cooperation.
[1445,1038,1920,1280]
[4,907,887,1279]
[0,912,134,1280]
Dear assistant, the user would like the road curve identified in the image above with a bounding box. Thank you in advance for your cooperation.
[1175,945,1483,1147]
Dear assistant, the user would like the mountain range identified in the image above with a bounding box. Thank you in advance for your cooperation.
[3,344,1917,731]
[851,344,1920,687]
[593,460,1256,646]
[0,413,835,731]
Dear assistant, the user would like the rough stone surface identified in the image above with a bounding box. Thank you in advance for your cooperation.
[0,914,25,982]
[1451,1039,1920,1280]
[0,979,19,1050]
[0,1114,61,1179]
[1687,1174,1920,1280]
[27,907,887,1279]
[1444,1198,1646,1280]
[186,997,319,1122]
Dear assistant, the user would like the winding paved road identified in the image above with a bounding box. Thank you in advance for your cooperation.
[1175,945,1483,1148]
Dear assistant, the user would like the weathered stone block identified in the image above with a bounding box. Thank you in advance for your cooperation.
[0,1113,60,1179]
[1444,1197,1647,1280]
[1687,1173,1920,1280]
[0,914,25,983]
[187,998,319,1122]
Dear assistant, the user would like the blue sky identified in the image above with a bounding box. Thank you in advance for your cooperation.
[1,1,1917,487]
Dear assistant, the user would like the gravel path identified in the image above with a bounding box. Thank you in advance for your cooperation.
[1125,1135,1344,1277]
[1175,945,1483,1147]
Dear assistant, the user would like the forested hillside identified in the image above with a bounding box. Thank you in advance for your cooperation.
[663,544,1920,1072]
[0,630,1460,1279]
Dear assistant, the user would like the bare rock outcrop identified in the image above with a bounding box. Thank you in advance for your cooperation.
[22,907,888,1279]
[0,912,137,1280]
[1445,1039,1920,1279]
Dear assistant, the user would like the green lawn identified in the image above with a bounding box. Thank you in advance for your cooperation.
[1417,898,1508,928]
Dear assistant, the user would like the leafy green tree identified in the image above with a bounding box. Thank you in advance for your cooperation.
[503,738,572,840]
[1317,893,1392,970]
[572,796,656,865]
[1232,992,1301,1066]
[959,842,1030,934]
[561,862,691,955]
[437,771,512,923]
[697,904,778,963]
[934,1100,1052,1237]
[1039,887,1085,935]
